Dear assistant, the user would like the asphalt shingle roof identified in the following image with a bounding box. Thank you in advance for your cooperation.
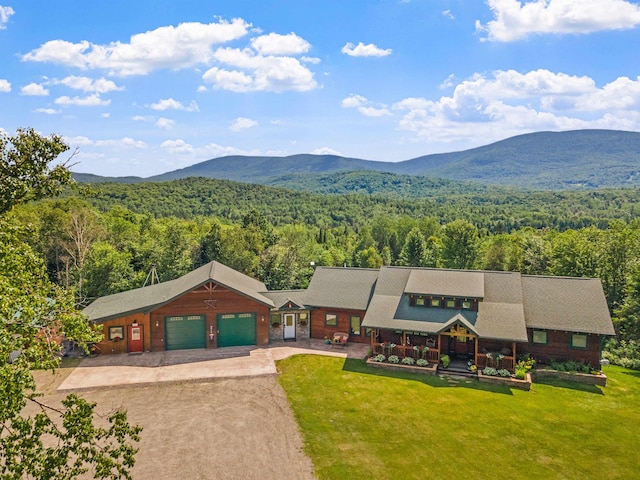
[405,268,484,298]
[521,275,615,335]
[303,267,378,311]
[83,261,273,322]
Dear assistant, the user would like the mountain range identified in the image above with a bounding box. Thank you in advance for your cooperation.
[74,129,640,191]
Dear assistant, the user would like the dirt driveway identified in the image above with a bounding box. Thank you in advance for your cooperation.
[33,365,316,480]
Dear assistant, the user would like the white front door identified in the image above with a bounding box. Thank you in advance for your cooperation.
[283,313,296,340]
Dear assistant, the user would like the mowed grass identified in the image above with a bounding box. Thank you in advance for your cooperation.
[277,356,640,480]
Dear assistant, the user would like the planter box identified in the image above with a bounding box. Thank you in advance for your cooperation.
[477,371,532,391]
[366,358,438,376]
[532,369,607,386]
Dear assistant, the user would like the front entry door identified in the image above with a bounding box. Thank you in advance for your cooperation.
[128,324,144,353]
[283,313,296,340]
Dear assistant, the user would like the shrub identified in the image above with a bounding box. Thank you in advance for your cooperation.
[603,339,640,370]
[516,354,536,371]
[388,355,400,364]
[483,367,498,376]
[515,367,527,380]
[416,359,429,367]
[373,354,386,362]
[498,369,511,377]
[440,355,450,368]
[401,357,415,365]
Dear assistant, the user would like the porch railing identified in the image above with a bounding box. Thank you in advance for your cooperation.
[476,353,515,371]
[372,343,440,363]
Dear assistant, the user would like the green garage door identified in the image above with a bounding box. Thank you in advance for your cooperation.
[165,315,206,350]
[217,313,256,347]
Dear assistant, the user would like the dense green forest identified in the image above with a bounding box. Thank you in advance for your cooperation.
[72,176,640,232]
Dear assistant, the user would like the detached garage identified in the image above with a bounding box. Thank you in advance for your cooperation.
[83,261,273,354]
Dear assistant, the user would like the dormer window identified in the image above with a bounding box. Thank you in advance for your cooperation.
[446,298,457,309]
[462,300,472,310]
[431,298,441,308]
[415,297,426,306]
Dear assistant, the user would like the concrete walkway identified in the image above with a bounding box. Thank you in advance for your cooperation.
[58,340,369,392]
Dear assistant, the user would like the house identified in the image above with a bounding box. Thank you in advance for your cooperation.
[307,266,614,368]
[83,261,615,369]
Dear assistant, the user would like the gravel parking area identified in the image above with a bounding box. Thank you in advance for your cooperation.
[32,364,316,479]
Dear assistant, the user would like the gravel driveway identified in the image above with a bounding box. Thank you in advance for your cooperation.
[32,365,316,479]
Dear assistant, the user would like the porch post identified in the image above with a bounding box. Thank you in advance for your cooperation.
[475,336,479,365]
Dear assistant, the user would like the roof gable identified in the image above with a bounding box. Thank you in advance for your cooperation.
[83,261,273,322]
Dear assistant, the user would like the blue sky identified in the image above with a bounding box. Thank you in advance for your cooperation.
[1,0,640,177]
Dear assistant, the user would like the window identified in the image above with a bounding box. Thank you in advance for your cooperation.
[350,316,361,335]
[365,328,373,337]
[431,298,441,308]
[446,298,457,309]
[571,333,588,349]
[415,297,426,306]
[108,326,124,341]
[532,330,548,344]
[325,313,337,326]
[462,300,472,309]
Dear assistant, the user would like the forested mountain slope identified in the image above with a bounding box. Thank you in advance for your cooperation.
[74,129,640,190]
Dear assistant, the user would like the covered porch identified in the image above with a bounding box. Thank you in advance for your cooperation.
[369,325,519,372]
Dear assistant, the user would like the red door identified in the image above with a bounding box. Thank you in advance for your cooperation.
[128,325,144,353]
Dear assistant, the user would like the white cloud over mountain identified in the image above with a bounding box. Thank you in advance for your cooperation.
[345,69,640,147]
[477,0,640,42]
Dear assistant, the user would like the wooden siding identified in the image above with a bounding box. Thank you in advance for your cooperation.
[309,307,369,344]
[150,284,269,351]
[520,328,602,366]
[95,312,150,355]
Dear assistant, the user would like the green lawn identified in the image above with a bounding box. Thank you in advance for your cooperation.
[277,355,640,480]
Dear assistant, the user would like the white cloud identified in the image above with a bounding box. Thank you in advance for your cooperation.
[203,47,317,92]
[230,117,258,132]
[150,98,199,111]
[197,85,207,92]
[35,108,59,114]
[160,139,195,154]
[21,82,49,96]
[0,5,14,29]
[22,18,251,76]
[391,69,640,147]
[341,94,391,117]
[65,135,93,145]
[95,137,147,148]
[0,78,11,92]
[250,32,310,55]
[311,147,343,156]
[341,42,392,57]
[55,75,123,93]
[156,117,175,129]
[54,93,110,106]
[477,0,640,42]
[442,10,455,20]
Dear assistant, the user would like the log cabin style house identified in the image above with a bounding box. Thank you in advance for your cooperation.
[84,261,615,369]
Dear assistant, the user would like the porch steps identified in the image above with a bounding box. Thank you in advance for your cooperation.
[437,365,477,379]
